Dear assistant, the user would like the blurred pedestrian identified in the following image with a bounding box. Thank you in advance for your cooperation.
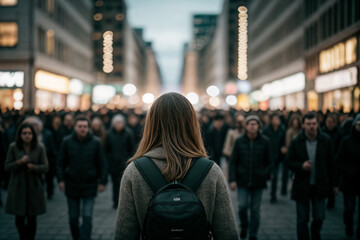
[336,114,360,239]
[5,122,48,240]
[91,116,106,146]
[57,115,107,240]
[223,113,245,159]
[262,113,286,203]
[49,113,62,151]
[114,92,239,240]
[127,112,143,146]
[58,112,74,143]
[206,113,229,165]
[286,112,337,240]
[0,118,7,207]
[104,114,135,209]
[229,115,272,240]
[322,113,342,209]
[24,116,57,199]
[283,115,302,195]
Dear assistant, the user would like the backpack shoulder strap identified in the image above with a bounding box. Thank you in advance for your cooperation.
[134,156,168,193]
[181,157,214,192]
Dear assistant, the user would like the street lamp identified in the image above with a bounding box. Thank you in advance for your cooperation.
[206,85,220,97]
[123,83,137,96]
[209,96,220,108]
[226,95,237,106]
[186,92,199,105]
[142,93,155,104]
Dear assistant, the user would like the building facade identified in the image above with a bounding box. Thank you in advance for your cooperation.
[248,0,305,111]
[304,0,360,112]
[0,0,94,111]
[181,0,246,96]
[92,0,162,108]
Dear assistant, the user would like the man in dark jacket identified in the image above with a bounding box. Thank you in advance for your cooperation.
[336,114,360,238]
[104,114,135,208]
[57,116,107,240]
[262,113,286,203]
[230,115,271,240]
[286,112,337,240]
[322,113,342,209]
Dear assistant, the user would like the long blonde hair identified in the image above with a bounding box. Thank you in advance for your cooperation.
[128,92,208,181]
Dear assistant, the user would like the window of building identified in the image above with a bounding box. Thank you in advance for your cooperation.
[0,0,17,6]
[0,22,18,47]
[47,0,54,15]
[46,29,55,56]
[94,13,103,21]
[38,27,45,53]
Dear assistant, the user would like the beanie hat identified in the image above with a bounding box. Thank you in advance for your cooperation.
[246,115,261,125]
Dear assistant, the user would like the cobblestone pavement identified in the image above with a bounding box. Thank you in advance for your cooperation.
[0,171,357,240]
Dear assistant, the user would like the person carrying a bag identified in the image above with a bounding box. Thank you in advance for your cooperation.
[114,92,239,240]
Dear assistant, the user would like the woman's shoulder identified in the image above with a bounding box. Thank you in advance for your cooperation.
[122,162,143,182]
[203,162,225,184]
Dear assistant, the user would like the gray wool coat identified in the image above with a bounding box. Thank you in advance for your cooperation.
[114,147,239,240]
[5,142,48,216]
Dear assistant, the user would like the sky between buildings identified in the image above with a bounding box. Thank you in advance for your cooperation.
[126,0,223,92]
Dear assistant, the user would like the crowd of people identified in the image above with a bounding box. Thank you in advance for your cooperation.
[0,102,359,240]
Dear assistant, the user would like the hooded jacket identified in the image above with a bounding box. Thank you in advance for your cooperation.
[336,114,360,194]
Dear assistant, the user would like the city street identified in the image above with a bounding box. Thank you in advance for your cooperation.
[0,173,352,240]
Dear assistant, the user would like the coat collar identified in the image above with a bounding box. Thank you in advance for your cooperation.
[143,147,166,160]
[298,129,327,143]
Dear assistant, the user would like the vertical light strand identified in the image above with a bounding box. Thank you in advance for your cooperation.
[103,31,114,73]
[238,6,248,80]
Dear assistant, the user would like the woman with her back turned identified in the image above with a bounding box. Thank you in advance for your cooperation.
[114,92,239,240]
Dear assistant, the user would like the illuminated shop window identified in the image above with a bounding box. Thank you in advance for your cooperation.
[0,22,18,47]
[0,0,17,6]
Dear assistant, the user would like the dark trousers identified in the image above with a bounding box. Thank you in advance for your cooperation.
[67,197,95,240]
[271,161,290,198]
[45,158,56,198]
[281,161,289,194]
[343,192,360,238]
[296,195,325,240]
[111,173,122,207]
[15,215,37,240]
[237,187,263,238]
[271,161,279,198]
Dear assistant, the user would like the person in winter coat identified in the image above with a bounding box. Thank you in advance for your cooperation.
[322,113,342,209]
[104,114,135,208]
[57,115,107,240]
[114,92,239,240]
[91,116,107,146]
[5,122,48,240]
[229,115,272,240]
[336,114,360,238]
[205,113,229,165]
[286,112,337,240]
[24,116,57,199]
[283,114,302,195]
[262,113,286,203]
[223,113,246,158]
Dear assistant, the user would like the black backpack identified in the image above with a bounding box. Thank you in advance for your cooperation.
[134,156,214,240]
